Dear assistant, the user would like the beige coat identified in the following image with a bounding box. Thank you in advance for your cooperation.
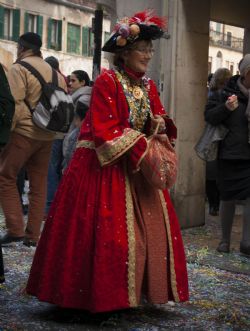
[8,50,67,141]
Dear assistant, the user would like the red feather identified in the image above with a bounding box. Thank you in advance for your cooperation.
[129,9,167,29]
[148,16,167,29]
[130,10,147,23]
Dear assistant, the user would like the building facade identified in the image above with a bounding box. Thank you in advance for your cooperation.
[209,21,244,74]
[0,0,111,76]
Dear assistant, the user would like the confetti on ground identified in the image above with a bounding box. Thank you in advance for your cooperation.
[0,208,249,330]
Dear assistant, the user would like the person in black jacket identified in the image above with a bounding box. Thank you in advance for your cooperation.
[205,54,250,256]
[206,68,231,216]
[0,63,15,149]
[0,62,14,283]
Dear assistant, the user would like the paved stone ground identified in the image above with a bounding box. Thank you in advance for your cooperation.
[0,207,249,331]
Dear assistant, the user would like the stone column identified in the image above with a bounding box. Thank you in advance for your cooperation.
[162,0,211,227]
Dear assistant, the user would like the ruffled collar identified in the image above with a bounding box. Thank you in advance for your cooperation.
[122,65,145,81]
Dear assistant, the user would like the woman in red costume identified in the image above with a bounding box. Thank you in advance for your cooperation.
[26,10,189,313]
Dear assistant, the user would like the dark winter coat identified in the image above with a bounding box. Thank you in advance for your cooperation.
[205,75,250,160]
[0,64,15,147]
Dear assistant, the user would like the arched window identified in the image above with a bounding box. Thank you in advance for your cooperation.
[217,51,222,58]
[216,51,223,69]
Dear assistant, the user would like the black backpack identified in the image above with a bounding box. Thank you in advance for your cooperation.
[17,60,74,133]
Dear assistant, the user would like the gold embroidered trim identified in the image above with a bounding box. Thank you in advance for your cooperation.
[96,128,144,166]
[124,162,137,307]
[76,140,95,149]
[159,190,180,302]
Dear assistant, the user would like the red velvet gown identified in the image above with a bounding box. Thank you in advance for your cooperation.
[26,67,189,313]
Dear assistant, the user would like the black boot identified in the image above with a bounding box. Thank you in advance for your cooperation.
[240,242,250,257]
[217,241,230,253]
[0,233,25,245]
[209,205,219,216]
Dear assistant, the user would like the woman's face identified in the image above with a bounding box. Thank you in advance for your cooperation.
[69,73,85,93]
[123,40,154,73]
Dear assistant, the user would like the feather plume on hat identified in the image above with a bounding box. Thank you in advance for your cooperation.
[102,9,167,53]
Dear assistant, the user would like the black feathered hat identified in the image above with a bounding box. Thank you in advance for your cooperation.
[102,9,167,53]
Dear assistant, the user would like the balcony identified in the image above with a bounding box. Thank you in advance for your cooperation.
[209,29,243,52]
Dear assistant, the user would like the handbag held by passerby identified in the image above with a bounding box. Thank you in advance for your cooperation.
[194,123,228,161]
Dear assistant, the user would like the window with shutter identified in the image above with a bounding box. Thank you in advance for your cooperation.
[24,12,43,40]
[67,23,80,54]
[24,12,29,33]
[82,27,94,57]
[0,6,20,41]
[37,15,43,39]
[47,18,52,49]
[89,28,94,56]
[0,6,4,39]
[82,26,89,56]
[12,9,20,42]
[3,8,12,40]
[48,18,62,51]
[27,14,37,32]
[57,20,62,51]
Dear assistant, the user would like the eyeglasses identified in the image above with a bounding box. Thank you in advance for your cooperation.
[133,48,155,56]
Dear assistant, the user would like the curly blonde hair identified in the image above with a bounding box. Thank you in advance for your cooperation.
[209,68,232,91]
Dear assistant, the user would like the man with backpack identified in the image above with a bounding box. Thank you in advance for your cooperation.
[0,32,68,247]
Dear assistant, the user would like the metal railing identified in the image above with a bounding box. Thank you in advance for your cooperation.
[209,29,243,52]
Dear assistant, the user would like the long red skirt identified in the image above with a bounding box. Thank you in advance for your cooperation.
[26,147,188,312]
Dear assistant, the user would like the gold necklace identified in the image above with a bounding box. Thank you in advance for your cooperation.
[115,69,152,132]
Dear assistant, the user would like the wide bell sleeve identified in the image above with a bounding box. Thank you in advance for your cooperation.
[90,71,148,169]
[148,80,177,140]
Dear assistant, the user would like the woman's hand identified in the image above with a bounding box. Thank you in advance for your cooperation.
[225,94,238,111]
[151,115,166,134]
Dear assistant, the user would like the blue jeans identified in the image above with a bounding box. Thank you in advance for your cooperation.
[45,139,63,214]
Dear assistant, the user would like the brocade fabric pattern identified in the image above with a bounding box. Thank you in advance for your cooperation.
[26,68,188,312]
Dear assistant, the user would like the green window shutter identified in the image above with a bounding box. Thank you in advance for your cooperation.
[24,12,29,33]
[47,18,52,49]
[67,23,80,54]
[76,25,80,54]
[82,26,89,56]
[37,15,43,39]
[0,6,4,39]
[67,23,72,53]
[12,9,20,42]
[57,20,62,51]
[90,28,94,56]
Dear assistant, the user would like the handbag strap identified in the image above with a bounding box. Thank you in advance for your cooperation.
[153,122,161,135]
[16,60,58,86]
